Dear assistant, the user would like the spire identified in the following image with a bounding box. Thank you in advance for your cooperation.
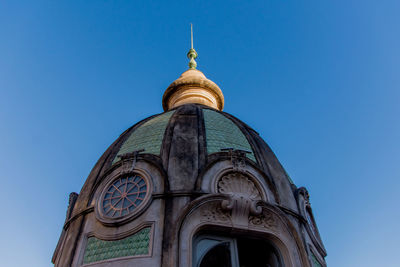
[187,23,198,69]
[161,25,224,111]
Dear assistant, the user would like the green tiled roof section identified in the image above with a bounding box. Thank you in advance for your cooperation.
[311,252,322,267]
[113,111,174,164]
[203,109,256,161]
[83,227,151,264]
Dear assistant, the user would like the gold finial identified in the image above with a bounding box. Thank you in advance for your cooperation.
[187,23,198,69]
[162,24,225,111]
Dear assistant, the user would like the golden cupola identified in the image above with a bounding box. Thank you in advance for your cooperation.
[162,25,224,111]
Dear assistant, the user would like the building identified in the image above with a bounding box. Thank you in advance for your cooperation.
[52,37,327,267]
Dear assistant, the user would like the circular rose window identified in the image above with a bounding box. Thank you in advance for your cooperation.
[102,175,148,218]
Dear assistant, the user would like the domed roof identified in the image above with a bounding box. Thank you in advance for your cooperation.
[72,54,296,229]
[83,104,293,190]
[112,105,255,164]
[71,103,297,226]
[55,103,324,266]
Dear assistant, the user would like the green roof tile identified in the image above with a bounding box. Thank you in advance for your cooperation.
[83,227,151,264]
[203,109,256,162]
[113,111,174,164]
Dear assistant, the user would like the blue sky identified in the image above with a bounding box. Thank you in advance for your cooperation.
[1,1,399,266]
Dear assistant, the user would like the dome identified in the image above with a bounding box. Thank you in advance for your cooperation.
[53,103,326,266]
[72,103,298,209]
[53,39,326,266]
[87,104,294,196]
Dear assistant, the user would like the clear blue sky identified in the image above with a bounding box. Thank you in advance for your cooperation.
[1,1,399,266]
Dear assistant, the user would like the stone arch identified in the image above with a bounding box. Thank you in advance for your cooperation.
[196,159,280,204]
[175,195,309,267]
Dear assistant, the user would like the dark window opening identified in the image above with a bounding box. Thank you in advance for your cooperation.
[237,238,280,267]
[199,242,232,267]
[194,235,282,267]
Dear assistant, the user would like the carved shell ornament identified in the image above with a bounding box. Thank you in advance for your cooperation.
[217,173,261,200]
[216,173,263,227]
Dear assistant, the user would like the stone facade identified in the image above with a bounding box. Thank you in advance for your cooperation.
[53,104,327,267]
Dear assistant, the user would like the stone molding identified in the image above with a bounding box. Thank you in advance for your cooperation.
[176,194,308,267]
[295,187,327,257]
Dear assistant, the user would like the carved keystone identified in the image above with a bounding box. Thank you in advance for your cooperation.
[217,172,262,227]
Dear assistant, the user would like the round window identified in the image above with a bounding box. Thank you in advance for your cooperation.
[102,175,148,218]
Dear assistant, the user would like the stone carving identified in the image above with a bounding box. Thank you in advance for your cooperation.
[296,187,311,208]
[217,172,262,227]
[118,149,145,174]
[200,203,231,223]
[66,192,78,221]
[218,173,260,199]
[249,212,277,229]
[220,148,250,171]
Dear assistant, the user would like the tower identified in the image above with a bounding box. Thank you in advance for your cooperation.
[53,29,327,267]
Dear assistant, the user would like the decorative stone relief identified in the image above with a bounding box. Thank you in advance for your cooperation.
[66,192,78,221]
[118,149,145,175]
[220,148,251,171]
[216,172,262,227]
[217,173,260,199]
[249,212,277,229]
[200,202,231,223]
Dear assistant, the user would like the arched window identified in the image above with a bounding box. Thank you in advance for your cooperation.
[193,235,282,267]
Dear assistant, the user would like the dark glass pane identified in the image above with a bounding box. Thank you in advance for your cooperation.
[114,199,123,208]
[199,242,232,267]
[118,184,125,191]
[237,238,281,267]
[121,209,128,216]
[103,206,111,214]
[126,183,134,192]
[122,199,130,208]
[105,209,113,216]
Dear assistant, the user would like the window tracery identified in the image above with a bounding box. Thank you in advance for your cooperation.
[96,171,152,225]
[102,175,148,218]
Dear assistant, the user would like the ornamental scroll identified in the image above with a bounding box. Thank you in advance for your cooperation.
[216,172,263,227]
